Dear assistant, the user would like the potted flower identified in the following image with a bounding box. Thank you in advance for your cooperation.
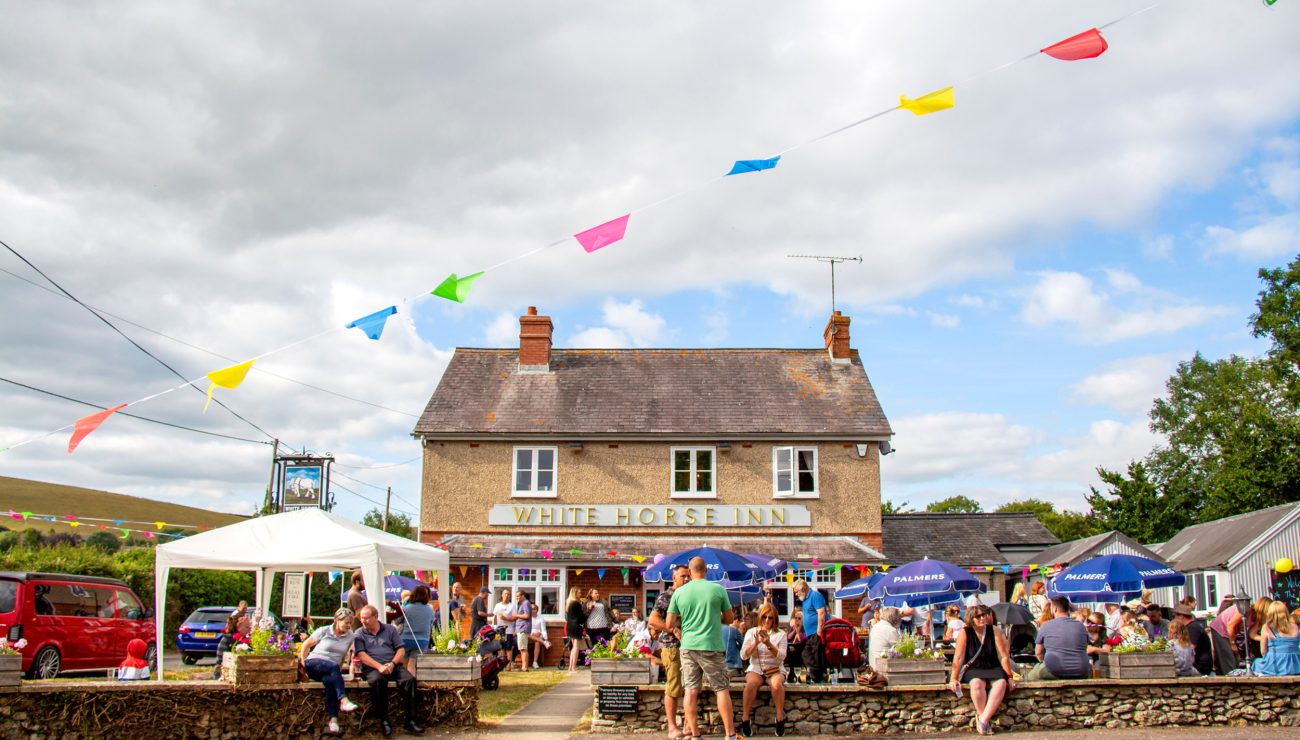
[1098,640,1175,679]
[588,632,654,685]
[221,611,299,685]
[411,624,480,682]
[0,638,27,686]
[879,634,948,686]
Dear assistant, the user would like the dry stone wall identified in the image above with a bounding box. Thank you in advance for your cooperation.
[592,677,1300,735]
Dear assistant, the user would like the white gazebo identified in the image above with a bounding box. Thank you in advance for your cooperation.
[153,508,450,679]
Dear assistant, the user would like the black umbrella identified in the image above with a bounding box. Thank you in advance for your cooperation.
[992,602,1035,626]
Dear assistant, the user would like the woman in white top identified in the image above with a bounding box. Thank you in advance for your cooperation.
[738,604,788,738]
[620,608,646,636]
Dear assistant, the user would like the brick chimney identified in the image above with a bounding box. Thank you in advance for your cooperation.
[823,311,851,363]
[519,306,553,371]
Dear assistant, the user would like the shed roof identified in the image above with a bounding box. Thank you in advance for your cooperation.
[1154,503,1300,572]
[413,348,892,438]
[1030,530,1168,568]
[881,512,1059,566]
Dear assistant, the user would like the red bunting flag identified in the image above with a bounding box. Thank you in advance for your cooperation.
[1041,28,1108,61]
[68,404,128,453]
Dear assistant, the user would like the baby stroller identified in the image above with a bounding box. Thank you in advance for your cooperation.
[476,626,508,690]
[821,617,862,680]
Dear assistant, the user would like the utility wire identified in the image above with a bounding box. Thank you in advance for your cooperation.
[331,470,421,511]
[0,376,271,446]
[0,264,418,419]
[333,457,421,470]
[330,480,416,517]
[0,238,276,440]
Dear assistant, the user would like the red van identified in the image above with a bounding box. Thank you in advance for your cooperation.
[0,571,156,679]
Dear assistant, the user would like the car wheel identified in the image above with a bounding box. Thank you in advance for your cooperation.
[181,652,197,665]
[31,646,60,679]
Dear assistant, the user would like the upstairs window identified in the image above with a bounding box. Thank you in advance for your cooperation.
[773,446,818,498]
[512,446,557,497]
[671,447,715,498]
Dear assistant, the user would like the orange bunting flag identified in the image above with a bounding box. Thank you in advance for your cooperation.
[68,404,128,453]
[1041,28,1108,61]
[457,565,468,577]
[204,360,255,412]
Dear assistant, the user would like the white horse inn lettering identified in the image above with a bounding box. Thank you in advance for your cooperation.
[487,503,812,527]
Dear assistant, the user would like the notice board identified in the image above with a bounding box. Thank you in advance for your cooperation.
[1272,571,1300,610]
[609,594,636,615]
[596,686,639,715]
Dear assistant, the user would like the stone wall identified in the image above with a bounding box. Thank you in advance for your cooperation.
[0,679,477,739]
[591,677,1300,735]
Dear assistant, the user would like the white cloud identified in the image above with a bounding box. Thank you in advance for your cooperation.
[1019,270,1230,343]
[1069,354,1178,416]
[1204,213,1300,260]
[949,294,989,310]
[1103,268,1143,293]
[567,298,669,348]
[928,312,960,328]
[885,412,1037,483]
[1141,233,1174,261]
[484,311,519,346]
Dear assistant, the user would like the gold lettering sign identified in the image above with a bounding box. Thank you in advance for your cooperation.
[489,504,809,527]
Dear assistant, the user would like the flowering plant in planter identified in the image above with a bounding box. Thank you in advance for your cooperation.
[888,634,943,661]
[233,611,296,656]
[428,624,479,656]
[1113,639,1169,654]
[0,638,27,655]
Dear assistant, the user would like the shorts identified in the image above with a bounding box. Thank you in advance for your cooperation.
[679,649,730,692]
[661,646,684,699]
[516,632,530,651]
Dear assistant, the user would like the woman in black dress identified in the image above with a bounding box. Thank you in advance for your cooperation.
[565,586,588,672]
[948,604,1015,735]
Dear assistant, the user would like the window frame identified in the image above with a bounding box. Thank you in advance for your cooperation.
[511,445,559,498]
[489,565,565,620]
[670,446,717,499]
[769,567,841,623]
[772,446,820,499]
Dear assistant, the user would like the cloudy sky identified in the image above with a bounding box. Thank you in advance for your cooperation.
[2,2,1299,523]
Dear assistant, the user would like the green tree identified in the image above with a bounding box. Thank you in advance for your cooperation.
[925,495,983,514]
[1253,258,1300,366]
[86,530,124,553]
[361,508,415,539]
[995,498,1104,543]
[1085,461,1193,544]
[880,499,913,515]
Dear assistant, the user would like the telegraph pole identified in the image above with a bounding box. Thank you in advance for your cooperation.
[787,254,863,314]
[383,486,392,531]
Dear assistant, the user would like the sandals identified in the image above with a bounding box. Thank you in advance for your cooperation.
[976,719,994,735]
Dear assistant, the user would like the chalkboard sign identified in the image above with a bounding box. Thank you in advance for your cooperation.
[597,686,640,715]
[1272,571,1300,611]
[609,594,636,615]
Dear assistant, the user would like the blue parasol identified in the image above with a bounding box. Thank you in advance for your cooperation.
[642,546,765,583]
[834,572,885,600]
[1048,554,1184,595]
[342,574,436,604]
[743,553,787,580]
[867,558,985,605]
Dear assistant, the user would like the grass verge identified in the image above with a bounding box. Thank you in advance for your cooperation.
[477,668,569,725]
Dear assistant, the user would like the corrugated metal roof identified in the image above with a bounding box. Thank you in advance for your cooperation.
[413,348,892,437]
[1154,503,1300,572]
[1031,531,1168,567]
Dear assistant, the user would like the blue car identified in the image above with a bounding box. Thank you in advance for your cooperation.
[176,606,283,664]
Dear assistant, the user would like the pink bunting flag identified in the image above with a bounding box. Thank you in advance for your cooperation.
[1041,28,1108,61]
[573,214,630,253]
[68,404,128,454]
[811,557,821,567]
[540,550,553,560]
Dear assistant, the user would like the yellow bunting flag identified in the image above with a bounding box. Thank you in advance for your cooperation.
[69,521,80,528]
[575,569,585,576]
[155,521,166,530]
[631,555,646,564]
[470,543,484,549]
[457,565,468,577]
[204,360,255,412]
[785,572,794,586]
[899,86,954,116]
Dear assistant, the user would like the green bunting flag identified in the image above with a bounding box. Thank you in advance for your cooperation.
[431,272,484,303]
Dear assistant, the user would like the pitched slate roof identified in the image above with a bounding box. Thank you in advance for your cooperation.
[435,534,885,563]
[1154,503,1300,572]
[882,513,1060,566]
[1030,530,1167,568]
[413,348,892,437]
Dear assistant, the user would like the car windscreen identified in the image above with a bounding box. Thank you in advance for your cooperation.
[185,609,232,624]
[0,581,16,614]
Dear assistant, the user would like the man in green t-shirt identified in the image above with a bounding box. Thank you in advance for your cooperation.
[667,556,737,740]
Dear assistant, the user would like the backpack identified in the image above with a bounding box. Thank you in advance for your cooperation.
[821,617,861,667]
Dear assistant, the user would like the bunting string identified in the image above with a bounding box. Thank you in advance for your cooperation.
[1,5,1182,454]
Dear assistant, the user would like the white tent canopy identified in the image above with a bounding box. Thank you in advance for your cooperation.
[153,508,449,680]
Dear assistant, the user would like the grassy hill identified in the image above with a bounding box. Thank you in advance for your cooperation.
[0,475,246,534]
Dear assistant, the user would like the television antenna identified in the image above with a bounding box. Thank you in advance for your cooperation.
[787,254,862,314]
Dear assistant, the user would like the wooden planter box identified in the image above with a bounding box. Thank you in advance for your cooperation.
[221,652,298,685]
[880,658,948,686]
[1097,651,1175,679]
[0,654,21,687]
[411,653,478,682]
[591,658,653,685]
